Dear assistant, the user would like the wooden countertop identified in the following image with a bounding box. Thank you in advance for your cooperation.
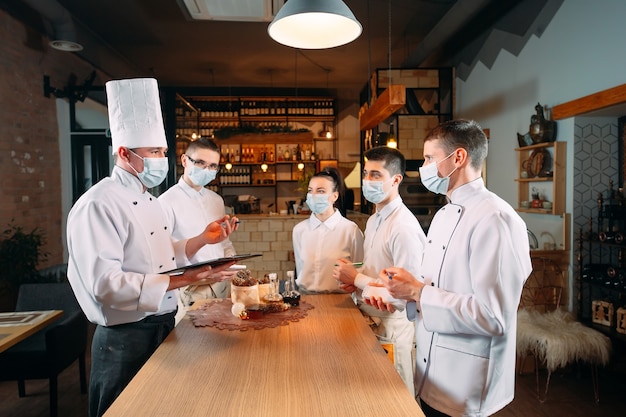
[104,294,423,417]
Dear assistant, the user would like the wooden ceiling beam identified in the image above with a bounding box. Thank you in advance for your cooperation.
[359,85,406,131]
[552,83,626,120]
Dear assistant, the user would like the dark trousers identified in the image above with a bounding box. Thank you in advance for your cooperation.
[420,400,452,417]
[89,311,175,417]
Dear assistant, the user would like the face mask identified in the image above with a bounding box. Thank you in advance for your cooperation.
[362,179,391,204]
[129,150,169,188]
[188,164,217,187]
[419,152,457,195]
[306,193,331,215]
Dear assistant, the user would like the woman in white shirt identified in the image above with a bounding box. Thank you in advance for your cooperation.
[292,167,364,294]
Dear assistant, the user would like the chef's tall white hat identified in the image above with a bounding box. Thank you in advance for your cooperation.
[106,78,167,154]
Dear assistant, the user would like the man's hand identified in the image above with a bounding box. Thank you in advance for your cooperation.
[185,216,239,260]
[167,261,236,290]
[378,267,424,304]
[362,281,397,313]
[333,258,358,291]
[202,215,239,245]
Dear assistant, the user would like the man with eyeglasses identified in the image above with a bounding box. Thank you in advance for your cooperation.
[159,137,239,315]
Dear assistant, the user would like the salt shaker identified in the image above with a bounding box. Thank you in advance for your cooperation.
[265,272,283,302]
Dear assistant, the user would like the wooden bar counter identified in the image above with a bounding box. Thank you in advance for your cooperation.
[104,294,424,417]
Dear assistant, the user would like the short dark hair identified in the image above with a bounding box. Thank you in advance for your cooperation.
[186,137,220,154]
[424,119,488,170]
[363,146,406,176]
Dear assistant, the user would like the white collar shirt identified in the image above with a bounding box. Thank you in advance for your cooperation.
[293,209,364,293]
[354,195,427,318]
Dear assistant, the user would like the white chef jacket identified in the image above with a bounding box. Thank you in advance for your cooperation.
[354,195,426,396]
[415,178,532,417]
[354,196,426,317]
[67,167,189,327]
[292,209,364,293]
[159,178,236,302]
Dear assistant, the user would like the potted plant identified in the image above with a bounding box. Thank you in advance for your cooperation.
[0,222,48,311]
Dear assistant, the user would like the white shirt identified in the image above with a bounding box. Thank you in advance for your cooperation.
[355,196,427,319]
[66,167,188,327]
[293,209,364,293]
[415,178,532,416]
[158,177,236,264]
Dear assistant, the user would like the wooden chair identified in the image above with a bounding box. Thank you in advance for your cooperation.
[0,282,88,417]
[516,257,612,403]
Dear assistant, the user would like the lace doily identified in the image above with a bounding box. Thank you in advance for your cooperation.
[187,299,314,331]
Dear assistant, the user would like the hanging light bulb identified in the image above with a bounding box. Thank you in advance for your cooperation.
[261,163,269,172]
[225,162,233,170]
[268,0,362,49]
[386,122,397,149]
[297,162,305,171]
[318,123,333,139]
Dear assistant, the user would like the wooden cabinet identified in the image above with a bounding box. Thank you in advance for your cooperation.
[515,142,566,215]
[171,93,336,213]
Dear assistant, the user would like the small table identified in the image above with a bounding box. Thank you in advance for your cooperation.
[0,310,63,353]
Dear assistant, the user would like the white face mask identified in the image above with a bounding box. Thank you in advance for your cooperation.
[306,193,331,215]
[362,178,392,204]
[188,164,217,187]
[419,151,456,195]
[129,150,169,188]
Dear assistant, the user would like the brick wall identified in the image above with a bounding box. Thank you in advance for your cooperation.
[0,9,102,268]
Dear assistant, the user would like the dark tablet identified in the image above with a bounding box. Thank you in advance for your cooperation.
[164,254,262,276]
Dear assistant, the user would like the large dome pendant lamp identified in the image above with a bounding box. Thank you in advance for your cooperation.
[268,0,362,49]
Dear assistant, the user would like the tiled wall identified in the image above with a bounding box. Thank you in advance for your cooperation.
[574,118,620,266]
[229,213,369,281]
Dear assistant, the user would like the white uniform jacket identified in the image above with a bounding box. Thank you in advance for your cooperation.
[415,178,532,417]
[159,177,236,264]
[67,167,188,327]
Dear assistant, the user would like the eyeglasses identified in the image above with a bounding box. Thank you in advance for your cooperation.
[186,155,219,170]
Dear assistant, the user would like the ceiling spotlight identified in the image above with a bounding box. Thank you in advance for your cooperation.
[49,39,83,52]
[268,0,362,49]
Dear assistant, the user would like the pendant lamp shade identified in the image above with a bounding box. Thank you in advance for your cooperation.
[268,0,362,49]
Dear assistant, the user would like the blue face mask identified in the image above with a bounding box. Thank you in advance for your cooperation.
[362,179,391,204]
[188,164,217,187]
[129,150,169,188]
[306,193,331,215]
[419,151,456,195]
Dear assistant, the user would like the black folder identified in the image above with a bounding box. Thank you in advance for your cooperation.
[164,253,262,276]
